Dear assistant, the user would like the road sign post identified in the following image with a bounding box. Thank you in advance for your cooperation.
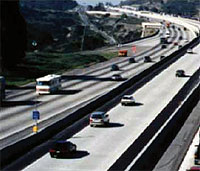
[32,110,40,133]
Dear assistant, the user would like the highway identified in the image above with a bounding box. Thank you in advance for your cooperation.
[0,24,186,149]
[23,35,200,171]
[1,8,200,170]
[179,128,199,171]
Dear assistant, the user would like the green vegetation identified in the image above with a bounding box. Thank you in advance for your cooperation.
[4,51,118,86]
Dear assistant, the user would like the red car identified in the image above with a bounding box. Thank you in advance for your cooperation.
[187,166,200,171]
[174,42,178,46]
[49,141,76,158]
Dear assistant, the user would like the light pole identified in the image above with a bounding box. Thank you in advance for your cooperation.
[81,25,87,51]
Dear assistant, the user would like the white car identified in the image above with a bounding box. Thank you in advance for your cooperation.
[187,48,193,53]
[89,111,110,127]
[121,95,135,106]
[111,74,123,81]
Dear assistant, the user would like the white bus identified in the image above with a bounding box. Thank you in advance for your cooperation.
[36,74,61,94]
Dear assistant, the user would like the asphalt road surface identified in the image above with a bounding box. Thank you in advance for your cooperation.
[23,36,200,171]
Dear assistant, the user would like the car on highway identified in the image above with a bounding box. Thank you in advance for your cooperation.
[111,74,123,81]
[90,111,110,127]
[160,56,165,60]
[49,140,77,158]
[178,45,183,49]
[129,57,136,63]
[174,42,178,46]
[186,166,200,171]
[144,56,152,62]
[117,44,122,48]
[176,70,185,77]
[179,36,183,40]
[161,44,167,49]
[194,144,200,165]
[121,95,135,106]
[187,48,193,53]
[111,64,120,71]
[184,39,189,43]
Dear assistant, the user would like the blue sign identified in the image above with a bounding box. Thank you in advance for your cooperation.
[32,110,40,120]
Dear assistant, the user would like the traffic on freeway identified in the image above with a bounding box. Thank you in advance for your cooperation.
[21,36,200,171]
[1,1,200,170]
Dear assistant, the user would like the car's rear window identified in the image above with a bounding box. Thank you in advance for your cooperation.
[91,114,103,119]
[123,96,132,99]
[53,142,71,150]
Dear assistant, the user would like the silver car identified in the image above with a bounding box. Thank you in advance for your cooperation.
[121,95,135,106]
[90,111,110,127]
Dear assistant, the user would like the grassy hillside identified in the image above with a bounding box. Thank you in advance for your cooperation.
[4,51,117,86]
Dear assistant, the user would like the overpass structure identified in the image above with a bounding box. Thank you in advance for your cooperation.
[141,22,162,37]
[106,6,200,38]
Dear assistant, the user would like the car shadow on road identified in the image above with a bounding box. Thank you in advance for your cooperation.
[122,102,143,107]
[6,85,35,90]
[94,123,124,128]
[62,75,112,82]
[182,75,191,78]
[51,89,82,95]
[54,150,89,159]
[111,78,127,82]
[1,100,41,107]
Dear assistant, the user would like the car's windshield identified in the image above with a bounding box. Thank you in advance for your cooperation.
[37,81,50,86]
[91,114,103,119]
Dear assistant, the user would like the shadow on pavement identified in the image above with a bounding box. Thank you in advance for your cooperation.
[6,85,35,90]
[51,89,82,95]
[93,123,124,128]
[1,100,41,107]
[62,75,112,82]
[53,150,90,159]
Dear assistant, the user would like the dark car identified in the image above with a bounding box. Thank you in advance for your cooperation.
[178,45,183,49]
[144,56,152,62]
[49,141,76,158]
[176,70,185,77]
[111,64,119,71]
[195,144,200,165]
[161,44,167,49]
[160,56,165,60]
[179,36,183,40]
[174,42,178,46]
[129,57,136,63]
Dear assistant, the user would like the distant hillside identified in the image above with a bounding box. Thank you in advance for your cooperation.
[120,0,200,17]
[19,0,109,52]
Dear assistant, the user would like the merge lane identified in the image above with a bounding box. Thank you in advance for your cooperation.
[23,39,200,171]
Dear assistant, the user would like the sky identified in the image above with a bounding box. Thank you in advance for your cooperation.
[76,0,124,6]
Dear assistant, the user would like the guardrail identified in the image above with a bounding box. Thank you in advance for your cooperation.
[1,35,199,169]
